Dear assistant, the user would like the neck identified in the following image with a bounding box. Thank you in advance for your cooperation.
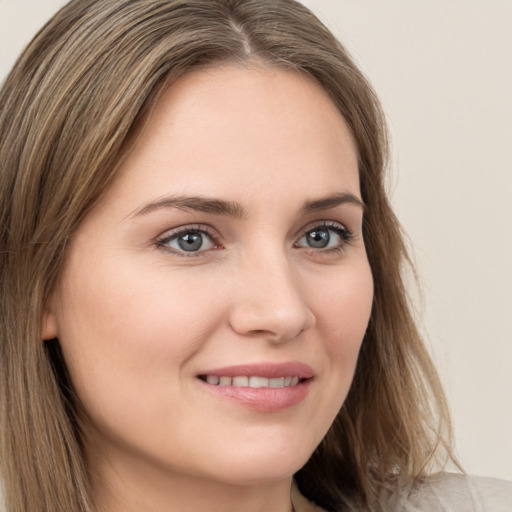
[89,448,295,512]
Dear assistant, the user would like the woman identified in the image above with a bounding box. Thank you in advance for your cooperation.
[0,1,510,511]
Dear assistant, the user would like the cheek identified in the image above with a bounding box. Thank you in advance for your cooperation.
[54,255,225,410]
[317,262,373,348]
[311,260,373,398]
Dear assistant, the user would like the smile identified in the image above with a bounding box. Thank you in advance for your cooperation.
[199,375,302,388]
[196,362,314,412]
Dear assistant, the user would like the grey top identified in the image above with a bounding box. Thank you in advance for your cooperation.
[292,473,512,512]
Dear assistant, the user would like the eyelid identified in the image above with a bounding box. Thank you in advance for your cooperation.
[296,220,352,238]
[154,220,355,257]
[156,224,221,256]
[294,220,354,251]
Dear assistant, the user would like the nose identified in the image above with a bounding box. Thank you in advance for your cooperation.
[227,252,316,343]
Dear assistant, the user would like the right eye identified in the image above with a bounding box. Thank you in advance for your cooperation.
[157,227,218,255]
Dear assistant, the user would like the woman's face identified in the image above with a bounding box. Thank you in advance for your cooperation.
[44,65,373,489]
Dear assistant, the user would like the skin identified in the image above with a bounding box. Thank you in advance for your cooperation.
[43,64,374,512]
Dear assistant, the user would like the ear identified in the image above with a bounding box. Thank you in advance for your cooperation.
[41,304,59,341]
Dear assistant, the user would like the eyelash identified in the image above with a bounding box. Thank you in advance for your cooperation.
[156,224,220,258]
[156,221,354,258]
[294,221,353,255]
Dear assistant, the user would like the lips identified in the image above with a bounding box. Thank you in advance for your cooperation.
[197,362,314,412]
[201,375,301,388]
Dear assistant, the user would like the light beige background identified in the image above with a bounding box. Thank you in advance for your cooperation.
[1,0,511,481]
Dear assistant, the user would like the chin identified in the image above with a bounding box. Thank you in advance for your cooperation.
[198,436,317,486]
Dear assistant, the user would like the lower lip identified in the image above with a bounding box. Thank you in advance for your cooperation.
[198,379,313,413]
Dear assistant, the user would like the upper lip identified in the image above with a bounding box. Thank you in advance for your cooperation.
[197,362,314,379]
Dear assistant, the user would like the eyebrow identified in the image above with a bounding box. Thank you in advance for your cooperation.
[132,196,247,218]
[301,192,365,214]
[131,191,364,219]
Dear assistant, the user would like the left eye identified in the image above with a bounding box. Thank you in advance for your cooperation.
[295,224,350,250]
[159,229,216,253]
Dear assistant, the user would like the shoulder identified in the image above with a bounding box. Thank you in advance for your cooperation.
[293,473,512,512]
[389,472,512,512]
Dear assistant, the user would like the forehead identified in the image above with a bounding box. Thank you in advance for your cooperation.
[102,64,360,214]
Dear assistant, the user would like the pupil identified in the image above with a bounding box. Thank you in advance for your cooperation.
[307,229,330,248]
[178,232,203,251]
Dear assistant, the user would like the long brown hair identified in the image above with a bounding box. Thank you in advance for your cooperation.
[0,1,455,511]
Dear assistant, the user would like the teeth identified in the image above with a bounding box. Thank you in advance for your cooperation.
[249,376,269,388]
[219,376,232,386]
[203,375,302,388]
[269,377,285,388]
[232,376,249,387]
[206,375,220,385]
